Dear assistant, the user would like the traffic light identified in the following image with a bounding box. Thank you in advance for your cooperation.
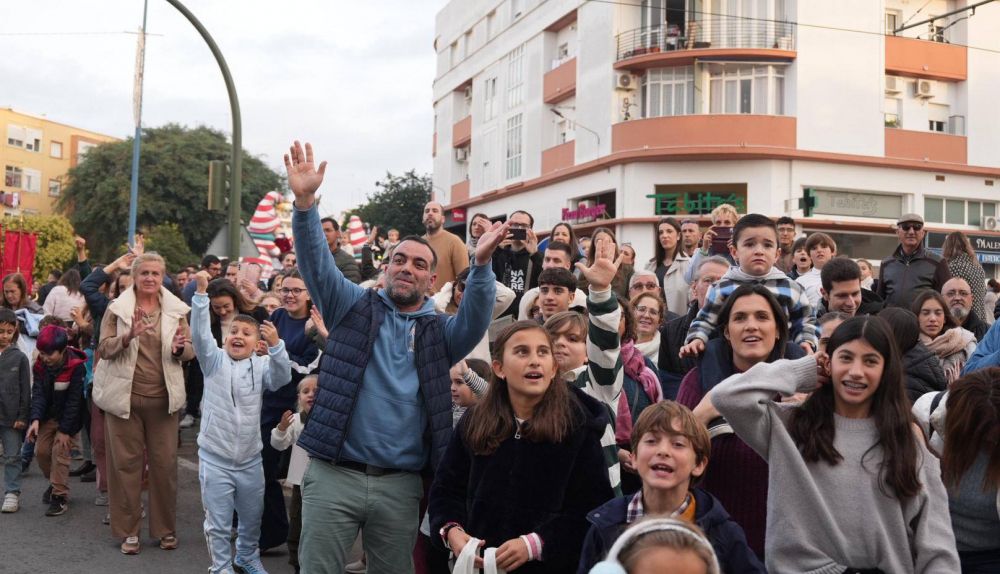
[208,160,228,211]
[799,187,816,217]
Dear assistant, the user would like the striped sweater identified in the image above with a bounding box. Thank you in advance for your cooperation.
[566,287,624,495]
[685,266,818,349]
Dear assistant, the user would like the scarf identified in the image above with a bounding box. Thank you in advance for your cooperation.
[615,340,663,444]
[920,327,976,384]
[634,331,661,362]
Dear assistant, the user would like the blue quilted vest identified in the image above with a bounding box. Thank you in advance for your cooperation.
[297,290,454,471]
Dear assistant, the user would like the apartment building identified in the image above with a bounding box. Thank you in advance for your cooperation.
[1,108,118,217]
[432,0,1000,276]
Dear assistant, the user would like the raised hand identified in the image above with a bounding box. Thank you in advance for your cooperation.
[679,338,705,358]
[129,306,156,342]
[132,233,145,256]
[283,141,328,209]
[171,325,189,355]
[260,320,280,348]
[194,270,211,294]
[309,306,328,340]
[524,229,539,255]
[474,220,513,266]
[277,410,294,432]
[574,237,622,292]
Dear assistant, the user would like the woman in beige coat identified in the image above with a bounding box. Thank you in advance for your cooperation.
[92,252,194,555]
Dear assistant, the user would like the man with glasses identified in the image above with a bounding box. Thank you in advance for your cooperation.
[877,214,951,309]
[680,219,701,258]
[628,270,680,323]
[942,277,989,341]
[775,216,797,274]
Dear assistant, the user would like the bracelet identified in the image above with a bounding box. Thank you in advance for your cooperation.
[440,522,463,545]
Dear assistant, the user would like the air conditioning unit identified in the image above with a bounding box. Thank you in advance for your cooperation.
[885,76,901,94]
[615,72,639,91]
[455,148,469,162]
[914,79,935,98]
[983,215,999,231]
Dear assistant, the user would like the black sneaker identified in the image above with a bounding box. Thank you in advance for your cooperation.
[42,486,52,504]
[80,470,97,483]
[70,461,96,477]
[45,495,67,517]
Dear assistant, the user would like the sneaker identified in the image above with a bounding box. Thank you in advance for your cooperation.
[69,460,96,477]
[45,495,67,516]
[1,492,19,513]
[120,536,140,555]
[42,485,52,504]
[94,492,109,506]
[103,512,110,525]
[345,559,367,574]
[233,556,269,574]
[179,414,195,429]
[159,535,178,550]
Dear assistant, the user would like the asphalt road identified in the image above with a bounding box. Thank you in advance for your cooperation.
[1,426,297,574]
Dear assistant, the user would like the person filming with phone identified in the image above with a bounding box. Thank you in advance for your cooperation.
[683,203,739,285]
[491,210,544,318]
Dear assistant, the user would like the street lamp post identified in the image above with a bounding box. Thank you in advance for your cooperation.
[163,0,243,261]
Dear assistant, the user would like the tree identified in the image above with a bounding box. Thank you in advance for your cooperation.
[144,223,198,272]
[344,170,431,238]
[5,214,77,284]
[58,124,284,262]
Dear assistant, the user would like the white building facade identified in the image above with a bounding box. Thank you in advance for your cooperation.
[432,0,1000,276]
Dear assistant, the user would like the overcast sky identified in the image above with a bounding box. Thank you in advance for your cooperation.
[2,0,444,219]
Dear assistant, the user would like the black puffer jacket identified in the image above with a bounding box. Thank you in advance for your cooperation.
[877,245,951,309]
[903,342,948,403]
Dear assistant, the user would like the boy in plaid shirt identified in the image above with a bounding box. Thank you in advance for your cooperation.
[680,214,817,357]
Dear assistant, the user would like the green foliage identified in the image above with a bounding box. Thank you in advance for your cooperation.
[58,124,284,262]
[4,214,77,284]
[344,170,431,237]
[144,223,198,273]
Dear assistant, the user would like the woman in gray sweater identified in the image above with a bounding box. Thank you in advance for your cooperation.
[709,316,959,573]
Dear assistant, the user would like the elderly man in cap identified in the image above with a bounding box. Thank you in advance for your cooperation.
[877,213,951,309]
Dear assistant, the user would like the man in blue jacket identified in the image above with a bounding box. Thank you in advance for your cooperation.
[284,141,506,574]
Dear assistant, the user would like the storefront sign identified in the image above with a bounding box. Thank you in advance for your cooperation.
[647,191,747,216]
[926,232,1000,264]
[562,203,607,223]
[812,189,903,219]
[451,208,466,223]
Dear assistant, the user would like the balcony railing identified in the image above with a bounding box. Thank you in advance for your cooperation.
[616,18,795,61]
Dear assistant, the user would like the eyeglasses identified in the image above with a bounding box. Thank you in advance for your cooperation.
[943,290,971,298]
[279,288,307,296]
[634,305,660,317]
[630,282,659,291]
[899,223,923,232]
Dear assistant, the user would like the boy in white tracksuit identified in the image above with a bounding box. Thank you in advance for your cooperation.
[191,272,292,574]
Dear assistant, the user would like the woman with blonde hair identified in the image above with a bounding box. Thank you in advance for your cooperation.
[942,231,988,323]
[93,251,194,555]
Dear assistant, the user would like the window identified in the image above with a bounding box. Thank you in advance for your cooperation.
[24,128,41,152]
[463,30,472,59]
[4,166,22,188]
[926,197,999,226]
[6,125,24,148]
[50,141,63,158]
[885,10,901,35]
[483,77,498,120]
[48,179,61,197]
[884,97,900,128]
[642,66,694,118]
[486,11,497,40]
[505,113,523,180]
[481,127,497,190]
[511,0,524,20]
[6,125,41,151]
[929,120,946,132]
[928,18,946,42]
[709,64,785,115]
[506,44,525,109]
[76,140,97,159]
[450,41,459,67]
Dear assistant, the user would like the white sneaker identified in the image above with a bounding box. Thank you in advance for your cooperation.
[345,559,366,573]
[94,492,109,506]
[1,492,18,513]
[179,414,195,429]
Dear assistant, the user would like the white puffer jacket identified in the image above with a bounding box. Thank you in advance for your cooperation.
[191,293,292,469]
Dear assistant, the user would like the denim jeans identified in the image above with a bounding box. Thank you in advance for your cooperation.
[199,456,265,574]
[298,460,422,574]
[1,426,22,494]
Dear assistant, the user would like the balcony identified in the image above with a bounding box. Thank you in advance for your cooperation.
[543,57,577,104]
[541,141,575,175]
[452,116,471,148]
[615,18,795,70]
[885,36,967,82]
[451,179,470,203]
[612,115,796,154]
[885,128,967,164]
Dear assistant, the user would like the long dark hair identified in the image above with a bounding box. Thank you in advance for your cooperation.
[206,278,257,314]
[463,321,578,455]
[717,284,789,365]
[941,231,976,260]
[911,290,957,336]
[57,268,82,294]
[1,273,30,309]
[789,316,921,499]
[549,222,579,261]
[941,368,1000,492]
[653,217,681,266]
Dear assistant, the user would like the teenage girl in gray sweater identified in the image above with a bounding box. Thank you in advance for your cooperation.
[709,316,960,573]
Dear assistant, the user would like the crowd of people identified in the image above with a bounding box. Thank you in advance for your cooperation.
[0,138,998,574]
